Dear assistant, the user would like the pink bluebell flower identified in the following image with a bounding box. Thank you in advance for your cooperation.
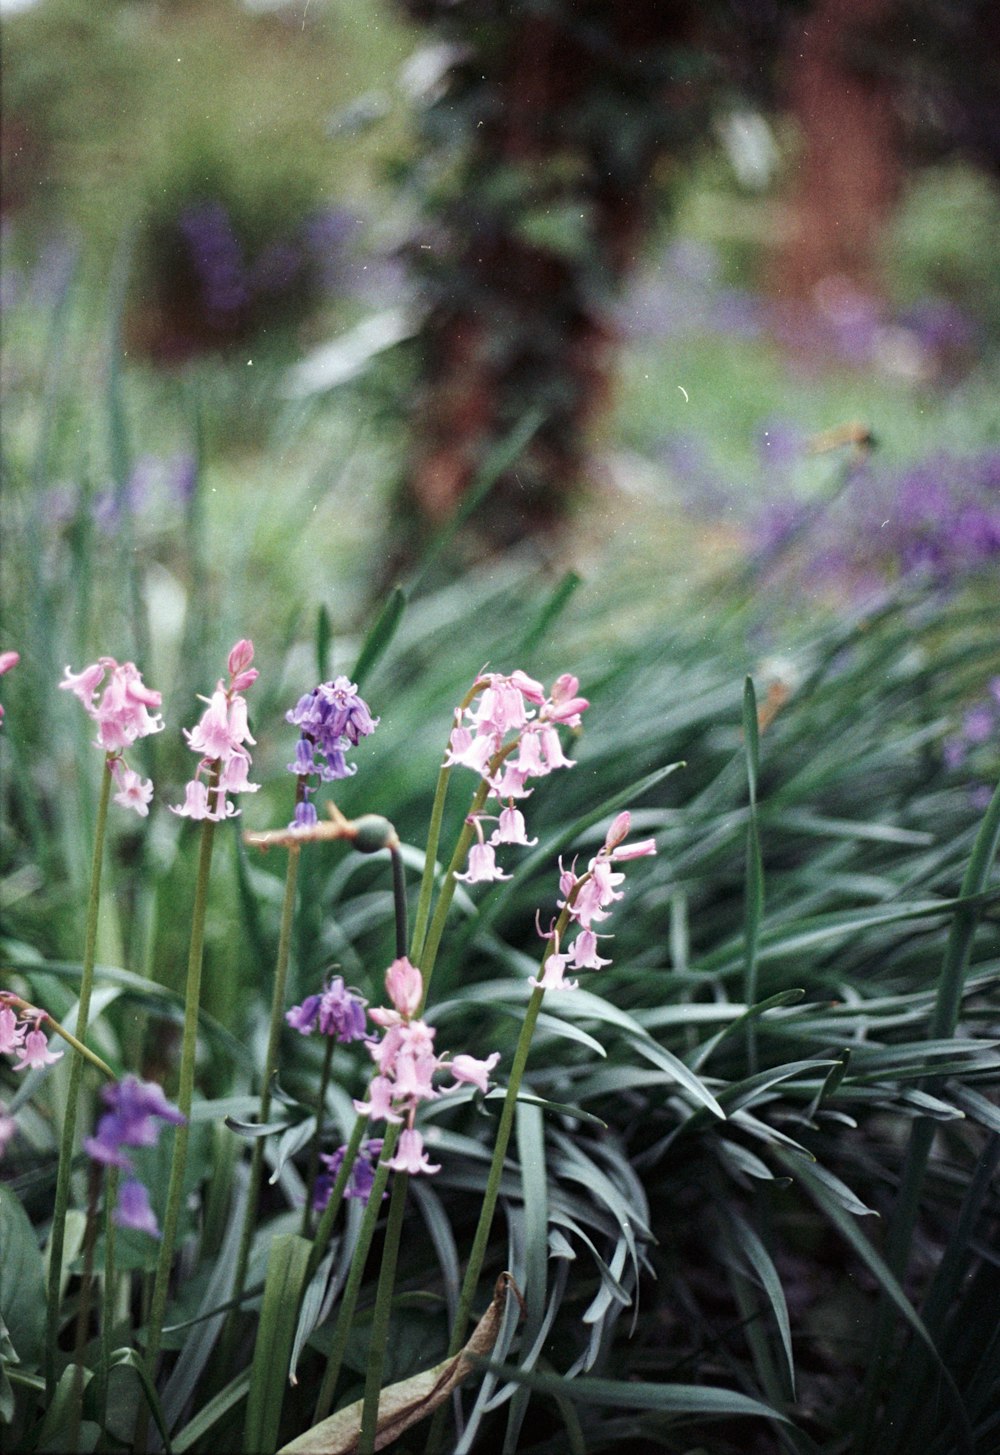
[171,642,259,820]
[0,1005,25,1054]
[354,957,500,1176]
[12,1027,64,1071]
[455,839,511,885]
[60,655,161,815]
[386,1127,441,1175]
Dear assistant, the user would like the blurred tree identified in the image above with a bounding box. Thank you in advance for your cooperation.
[773,0,902,300]
[390,0,796,562]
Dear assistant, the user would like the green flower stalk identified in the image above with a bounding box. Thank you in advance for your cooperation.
[144,640,260,1393]
[46,656,164,1399]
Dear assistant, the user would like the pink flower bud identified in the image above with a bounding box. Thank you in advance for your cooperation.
[603,811,631,852]
[385,957,423,1018]
[227,639,255,678]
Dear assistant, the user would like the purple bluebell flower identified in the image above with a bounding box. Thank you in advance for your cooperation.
[313,1137,385,1210]
[116,1179,161,1236]
[84,1075,185,1237]
[285,676,378,827]
[285,976,369,1043]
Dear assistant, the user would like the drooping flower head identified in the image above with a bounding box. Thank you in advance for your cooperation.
[285,975,369,1042]
[286,676,379,830]
[529,812,656,991]
[447,669,589,884]
[170,641,259,822]
[59,655,162,815]
[352,956,500,1178]
[0,995,64,1071]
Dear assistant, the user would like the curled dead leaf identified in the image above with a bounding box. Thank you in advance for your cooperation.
[277,1272,523,1455]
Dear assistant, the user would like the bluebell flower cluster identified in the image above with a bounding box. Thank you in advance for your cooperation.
[312,1138,385,1211]
[285,975,370,1043]
[286,676,378,829]
[84,1076,186,1237]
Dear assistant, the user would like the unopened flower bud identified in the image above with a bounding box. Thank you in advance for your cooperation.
[351,814,397,853]
[603,811,631,852]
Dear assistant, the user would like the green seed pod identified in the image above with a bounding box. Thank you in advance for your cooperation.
[352,814,397,854]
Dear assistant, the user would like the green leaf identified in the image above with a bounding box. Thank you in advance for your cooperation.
[316,602,333,683]
[0,1187,45,1372]
[173,1370,252,1453]
[243,1233,311,1454]
[473,1363,792,1425]
[352,586,406,688]
[784,1153,974,1454]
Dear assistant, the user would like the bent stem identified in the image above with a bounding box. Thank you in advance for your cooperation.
[46,756,113,1397]
[143,814,217,1389]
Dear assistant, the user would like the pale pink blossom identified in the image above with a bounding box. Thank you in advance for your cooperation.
[393,1049,439,1103]
[538,725,575,770]
[490,764,534,800]
[568,928,612,970]
[455,841,511,885]
[111,763,154,818]
[609,837,657,862]
[227,639,259,692]
[529,948,577,993]
[386,1127,440,1175]
[512,731,547,778]
[490,805,537,847]
[170,779,212,820]
[444,725,499,777]
[354,1076,402,1123]
[445,1052,501,1095]
[0,1006,25,1054]
[13,1027,63,1071]
[217,750,258,794]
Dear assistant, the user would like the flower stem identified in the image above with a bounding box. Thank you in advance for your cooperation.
[312,1121,402,1424]
[144,814,217,1385]
[409,678,487,967]
[94,1165,119,1453]
[357,1168,410,1455]
[301,1034,335,1237]
[46,756,113,1397]
[225,844,301,1351]
[409,762,452,966]
[305,1111,368,1283]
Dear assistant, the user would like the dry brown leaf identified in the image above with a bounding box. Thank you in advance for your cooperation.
[276,1272,523,1454]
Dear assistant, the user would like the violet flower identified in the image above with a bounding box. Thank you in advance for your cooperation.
[84,1075,186,1236]
[285,975,369,1043]
[285,675,378,828]
[313,1137,385,1210]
